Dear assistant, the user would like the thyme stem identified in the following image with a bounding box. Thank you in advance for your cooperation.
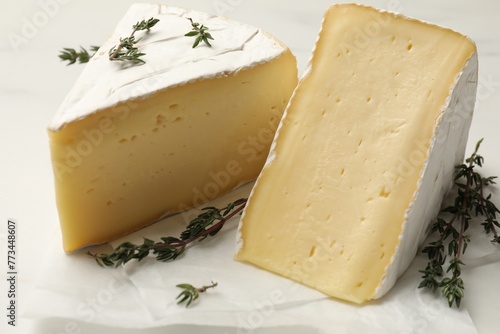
[108,17,159,64]
[157,201,246,249]
[109,25,139,61]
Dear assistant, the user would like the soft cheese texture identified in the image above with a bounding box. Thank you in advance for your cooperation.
[235,4,477,304]
[49,3,297,252]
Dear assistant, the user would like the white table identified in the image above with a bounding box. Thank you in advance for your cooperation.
[1,0,499,333]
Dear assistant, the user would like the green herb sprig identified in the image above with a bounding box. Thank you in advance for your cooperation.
[176,281,218,307]
[108,17,159,64]
[59,46,100,65]
[419,139,500,307]
[87,198,247,267]
[185,18,214,48]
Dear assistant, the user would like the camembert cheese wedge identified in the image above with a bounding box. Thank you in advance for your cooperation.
[235,4,478,303]
[48,3,297,252]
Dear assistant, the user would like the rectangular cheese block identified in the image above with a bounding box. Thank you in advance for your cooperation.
[235,4,477,303]
[48,3,297,252]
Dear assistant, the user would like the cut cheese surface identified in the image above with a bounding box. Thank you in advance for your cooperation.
[235,4,477,304]
[49,3,298,252]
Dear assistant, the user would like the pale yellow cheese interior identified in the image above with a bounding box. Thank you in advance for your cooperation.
[49,51,297,252]
[235,5,476,303]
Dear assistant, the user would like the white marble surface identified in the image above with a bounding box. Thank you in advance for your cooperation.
[1,0,500,333]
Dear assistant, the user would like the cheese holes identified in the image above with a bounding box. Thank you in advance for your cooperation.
[309,246,316,257]
[156,114,166,125]
[407,43,413,51]
[169,103,179,110]
[119,138,128,144]
[379,187,391,198]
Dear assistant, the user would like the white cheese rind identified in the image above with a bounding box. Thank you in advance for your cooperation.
[49,3,286,131]
[375,52,478,298]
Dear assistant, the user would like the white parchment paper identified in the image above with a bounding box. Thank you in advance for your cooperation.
[26,183,494,333]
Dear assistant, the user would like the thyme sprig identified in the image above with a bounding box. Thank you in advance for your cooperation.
[59,17,214,66]
[185,18,214,48]
[59,46,100,65]
[87,198,247,267]
[419,139,500,307]
[108,17,159,64]
[176,281,218,307]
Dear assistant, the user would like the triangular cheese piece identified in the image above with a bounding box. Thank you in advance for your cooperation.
[235,4,477,303]
[48,3,297,251]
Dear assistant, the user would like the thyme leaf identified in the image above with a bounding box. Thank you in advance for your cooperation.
[176,281,218,307]
[58,45,99,65]
[185,18,214,48]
